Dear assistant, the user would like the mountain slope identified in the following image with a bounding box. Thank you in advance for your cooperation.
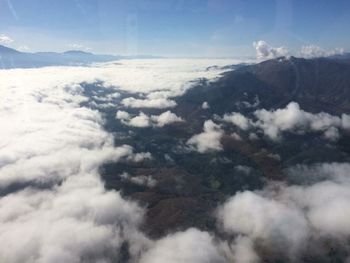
[178,56,350,115]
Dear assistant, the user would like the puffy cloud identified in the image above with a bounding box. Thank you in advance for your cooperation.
[116,110,131,120]
[217,162,350,260]
[139,228,225,263]
[0,34,14,44]
[120,172,157,188]
[253,40,289,60]
[223,112,251,130]
[0,175,148,263]
[202,101,210,109]
[285,163,350,238]
[217,191,309,256]
[0,88,147,187]
[253,41,345,60]
[224,102,350,141]
[127,151,152,162]
[254,102,349,140]
[323,126,339,141]
[129,112,152,128]
[121,97,177,109]
[116,110,183,128]
[0,65,158,262]
[299,45,344,58]
[0,58,251,262]
[187,120,223,153]
[151,111,184,127]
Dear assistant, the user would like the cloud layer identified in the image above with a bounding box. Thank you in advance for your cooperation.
[0,59,237,262]
[3,58,349,262]
[217,162,350,261]
[222,102,350,141]
[0,64,160,262]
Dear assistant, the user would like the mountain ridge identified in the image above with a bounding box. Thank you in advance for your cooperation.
[0,45,161,69]
[178,56,350,117]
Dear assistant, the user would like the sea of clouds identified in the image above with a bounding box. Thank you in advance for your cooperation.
[1,58,350,262]
[0,58,236,263]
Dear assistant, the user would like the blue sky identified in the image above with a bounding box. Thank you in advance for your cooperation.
[0,0,349,57]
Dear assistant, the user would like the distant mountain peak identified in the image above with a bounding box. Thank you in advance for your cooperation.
[63,50,93,56]
[0,44,21,54]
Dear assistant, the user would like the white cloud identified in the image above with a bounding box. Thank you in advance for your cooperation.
[0,34,14,44]
[117,110,183,128]
[116,110,131,120]
[253,41,345,60]
[202,101,210,109]
[0,174,148,263]
[139,228,225,263]
[224,102,350,141]
[2,54,350,263]
[122,98,176,109]
[0,65,159,262]
[217,191,308,257]
[128,112,152,127]
[223,112,251,130]
[217,162,350,260]
[121,97,177,109]
[285,163,350,238]
[99,58,237,96]
[253,40,289,60]
[120,172,157,188]
[187,120,223,153]
[299,45,344,58]
[0,58,251,262]
[228,236,260,263]
[151,111,184,127]
[127,151,152,162]
[254,102,349,140]
[323,126,339,141]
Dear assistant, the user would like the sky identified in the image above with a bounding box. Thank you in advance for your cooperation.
[0,0,350,57]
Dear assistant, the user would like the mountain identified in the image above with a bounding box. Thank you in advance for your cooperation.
[99,56,350,242]
[178,56,350,115]
[0,45,21,54]
[63,50,94,56]
[0,45,121,69]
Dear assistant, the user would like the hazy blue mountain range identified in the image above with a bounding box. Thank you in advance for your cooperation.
[0,45,160,69]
